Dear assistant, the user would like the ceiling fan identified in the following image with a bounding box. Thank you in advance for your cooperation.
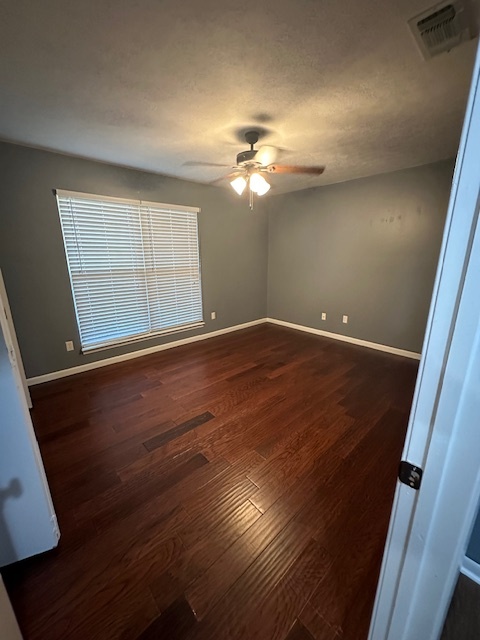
[186,131,325,209]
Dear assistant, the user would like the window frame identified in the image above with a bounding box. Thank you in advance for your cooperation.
[55,189,204,353]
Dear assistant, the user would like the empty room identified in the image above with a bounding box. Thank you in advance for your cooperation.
[1,1,480,640]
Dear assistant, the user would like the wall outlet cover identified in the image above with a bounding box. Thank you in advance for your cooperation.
[342,315,348,324]
[211,311,216,320]
[65,340,74,351]
[321,312,327,320]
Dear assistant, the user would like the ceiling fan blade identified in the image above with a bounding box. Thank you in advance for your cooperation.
[209,170,243,185]
[266,164,325,175]
[255,145,279,166]
[183,161,233,168]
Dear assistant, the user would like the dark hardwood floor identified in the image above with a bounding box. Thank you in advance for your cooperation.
[441,573,480,640]
[2,324,418,640]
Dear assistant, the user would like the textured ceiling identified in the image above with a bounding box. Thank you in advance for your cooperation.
[0,0,479,193]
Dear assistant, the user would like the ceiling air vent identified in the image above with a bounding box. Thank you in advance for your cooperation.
[408,1,477,59]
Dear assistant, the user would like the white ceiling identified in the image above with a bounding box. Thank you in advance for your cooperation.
[0,0,478,193]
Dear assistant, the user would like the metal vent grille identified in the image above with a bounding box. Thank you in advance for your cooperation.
[408,1,476,59]
[418,5,459,48]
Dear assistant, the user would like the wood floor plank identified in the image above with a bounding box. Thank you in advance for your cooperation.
[183,472,321,622]
[3,325,417,640]
[151,496,263,615]
[243,539,331,640]
[138,596,197,639]
[179,491,261,550]
[285,620,316,640]
[25,528,185,639]
[299,602,340,640]
[185,519,312,638]
[74,452,209,531]
[75,455,229,533]
[441,573,480,640]
[180,450,263,520]
[143,412,215,451]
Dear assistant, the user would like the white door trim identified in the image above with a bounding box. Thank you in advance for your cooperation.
[0,270,31,407]
[461,556,480,586]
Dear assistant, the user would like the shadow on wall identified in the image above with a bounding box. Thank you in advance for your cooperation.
[0,478,22,567]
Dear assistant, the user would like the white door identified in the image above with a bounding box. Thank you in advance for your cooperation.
[369,42,480,640]
[0,283,59,567]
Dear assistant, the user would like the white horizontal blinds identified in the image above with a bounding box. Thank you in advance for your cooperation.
[140,204,203,333]
[56,191,203,352]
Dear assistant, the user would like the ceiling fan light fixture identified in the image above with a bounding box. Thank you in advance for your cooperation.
[230,176,247,195]
[188,130,325,208]
[249,172,270,196]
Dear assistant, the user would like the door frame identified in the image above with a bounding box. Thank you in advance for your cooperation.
[0,270,31,408]
[369,41,480,640]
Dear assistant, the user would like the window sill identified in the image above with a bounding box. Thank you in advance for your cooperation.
[80,321,205,354]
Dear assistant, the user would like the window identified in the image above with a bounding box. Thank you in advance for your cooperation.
[56,190,203,353]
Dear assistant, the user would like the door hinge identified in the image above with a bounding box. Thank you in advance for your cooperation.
[399,461,423,490]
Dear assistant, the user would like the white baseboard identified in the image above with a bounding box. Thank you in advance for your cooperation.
[27,316,421,386]
[461,555,480,586]
[266,317,422,360]
[27,318,267,386]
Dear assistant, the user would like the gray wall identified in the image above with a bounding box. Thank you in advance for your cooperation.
[0,140,454,378]
[0,142,268,378]
[267,160,454,353]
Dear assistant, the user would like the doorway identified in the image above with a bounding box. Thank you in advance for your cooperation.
[369,41,480,640]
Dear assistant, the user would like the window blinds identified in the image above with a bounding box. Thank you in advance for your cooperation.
[56,190,203,352]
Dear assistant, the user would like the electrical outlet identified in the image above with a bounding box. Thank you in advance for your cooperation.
[211,311,216,320]
[342,315,348,324]
[65,340,74,352]
[321,312,327,321]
